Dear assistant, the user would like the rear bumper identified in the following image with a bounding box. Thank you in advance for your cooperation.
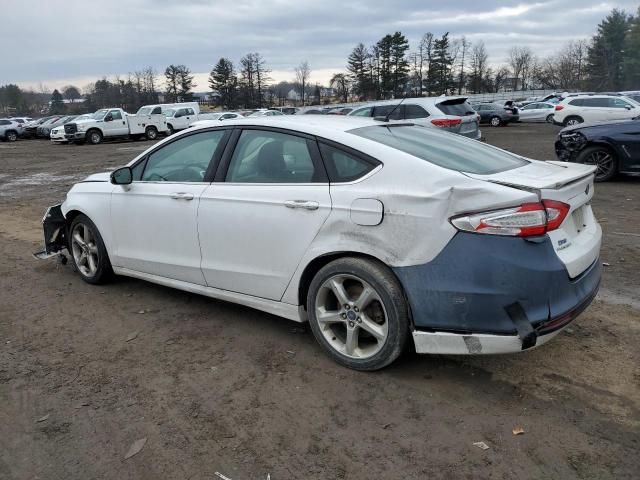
[393,232,601,354]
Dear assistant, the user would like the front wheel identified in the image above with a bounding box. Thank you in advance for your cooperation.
[86,129,103,145]
[5,130,18,142]
[576,146,618,182]
[68,214,113,284]
[490,116,502,127]
[306,257,409,371]
[546,114,554,123]
[564,116,583,127]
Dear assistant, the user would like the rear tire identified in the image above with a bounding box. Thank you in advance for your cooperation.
[86,129,103,145]
[306,257,409,371]
[166,124,175,136]
[576,145,618,182]
[490,116,502,127]
[68,214,113,284]
[145,126,158,140]
[564,116,583,127]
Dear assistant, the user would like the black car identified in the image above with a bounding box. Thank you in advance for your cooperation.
[555,117,640,182]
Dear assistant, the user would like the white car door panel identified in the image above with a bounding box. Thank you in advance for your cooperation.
[198,128,331,300]
[111,182,208,284]
[110,129,226,284]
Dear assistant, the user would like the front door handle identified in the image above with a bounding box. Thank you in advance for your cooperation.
[170,192,194,201]
[284,200,319,210]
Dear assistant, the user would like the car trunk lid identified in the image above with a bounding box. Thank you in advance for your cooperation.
[465,160,601,278]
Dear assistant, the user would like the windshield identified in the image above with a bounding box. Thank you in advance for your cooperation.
[163,109,176,117]
[248,111,264,117]
[91,109,108,120]
[349,125,528,174]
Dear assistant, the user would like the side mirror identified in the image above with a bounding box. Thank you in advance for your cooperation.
[625,105,632,110]
[111,166,132,185]
[105,114,113,122]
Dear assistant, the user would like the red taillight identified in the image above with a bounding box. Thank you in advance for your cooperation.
[451,200,570,237]
[555,105,564,111]
[542,199,570,231]
[431,118,462,128]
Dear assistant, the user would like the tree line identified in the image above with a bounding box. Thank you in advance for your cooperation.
[1,6,638,115]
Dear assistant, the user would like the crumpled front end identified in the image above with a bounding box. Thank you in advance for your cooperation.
[555,130,588,162]
[33,204,68,260]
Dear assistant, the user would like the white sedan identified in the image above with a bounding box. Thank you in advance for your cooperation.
[36,116,602,370]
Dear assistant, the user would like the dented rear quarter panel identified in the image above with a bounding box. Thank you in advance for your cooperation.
[281,145,539,305]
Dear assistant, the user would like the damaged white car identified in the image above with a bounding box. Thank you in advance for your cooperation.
[36,116,602,370]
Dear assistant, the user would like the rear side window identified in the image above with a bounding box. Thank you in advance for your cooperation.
[582,98,609,107]
[226,130,320,183]
[319,143,378,182]
[0,120,10,125]
[568,99,583,106]
[372,105,403,120]
[404,104,429,119]
[436,99,475,116]
[349,125,528,175]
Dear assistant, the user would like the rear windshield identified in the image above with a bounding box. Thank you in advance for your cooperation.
[436,99,476,116]
[349,125,528,174]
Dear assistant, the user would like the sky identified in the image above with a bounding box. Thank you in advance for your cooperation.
[2,0,638,92]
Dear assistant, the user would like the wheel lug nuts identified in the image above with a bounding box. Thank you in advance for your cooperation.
[341,313,347,319]
[354,307,359,312]
[356,317,361,323]
[344,304,350,310]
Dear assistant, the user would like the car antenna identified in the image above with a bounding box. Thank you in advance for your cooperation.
[374,93,408,122]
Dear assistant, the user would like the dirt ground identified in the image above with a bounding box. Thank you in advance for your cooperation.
[0,123,638,480]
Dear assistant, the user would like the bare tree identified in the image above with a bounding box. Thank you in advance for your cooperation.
[508,46,534,90]
[468,41,489,93]
[329,73,350,102]
[456,36,470,94]
[295,61,311,106]
[62,85,81,103]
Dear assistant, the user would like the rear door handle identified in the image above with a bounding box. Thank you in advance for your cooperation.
[284,200,319,210]
[170,192,194,201]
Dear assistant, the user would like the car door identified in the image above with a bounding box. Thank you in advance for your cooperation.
[110,129,229,284]
[609,97,638,120]
[198,128,331,300]
[105,109,128,136]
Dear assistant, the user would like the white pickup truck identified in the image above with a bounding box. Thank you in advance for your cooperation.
[63,108,168,145]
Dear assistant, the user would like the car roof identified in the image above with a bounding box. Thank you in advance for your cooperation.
[185,115,397,137]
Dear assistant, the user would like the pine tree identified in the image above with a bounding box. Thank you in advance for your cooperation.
[623,7,640,89]
[390,32,410,97]
[347,43,371,100]
[586,9,631,90]
[431,33,454,95]
[209,58,238,108]
[49,89,65,114]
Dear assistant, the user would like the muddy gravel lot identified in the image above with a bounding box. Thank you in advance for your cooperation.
[1,123,638,480]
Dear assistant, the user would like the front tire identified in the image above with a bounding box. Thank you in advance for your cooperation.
[86,129,103,145]
[546,114,554,123]
[5,130,18,142]
[576,146,618,182]
[306,257,409,371]
[68,214,113,284]
[490,116,502,127]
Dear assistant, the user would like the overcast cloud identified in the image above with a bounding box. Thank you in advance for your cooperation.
[2,0,638,90]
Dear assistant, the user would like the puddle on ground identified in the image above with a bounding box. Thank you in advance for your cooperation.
[0,173,85,197]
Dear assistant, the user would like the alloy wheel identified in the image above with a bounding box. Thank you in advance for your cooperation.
[314,274,388,359]
[7,131,17,141]
[566,118,580,126]
[490,117,500,127]
[584,150,614,181]
[71,223,99,277]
